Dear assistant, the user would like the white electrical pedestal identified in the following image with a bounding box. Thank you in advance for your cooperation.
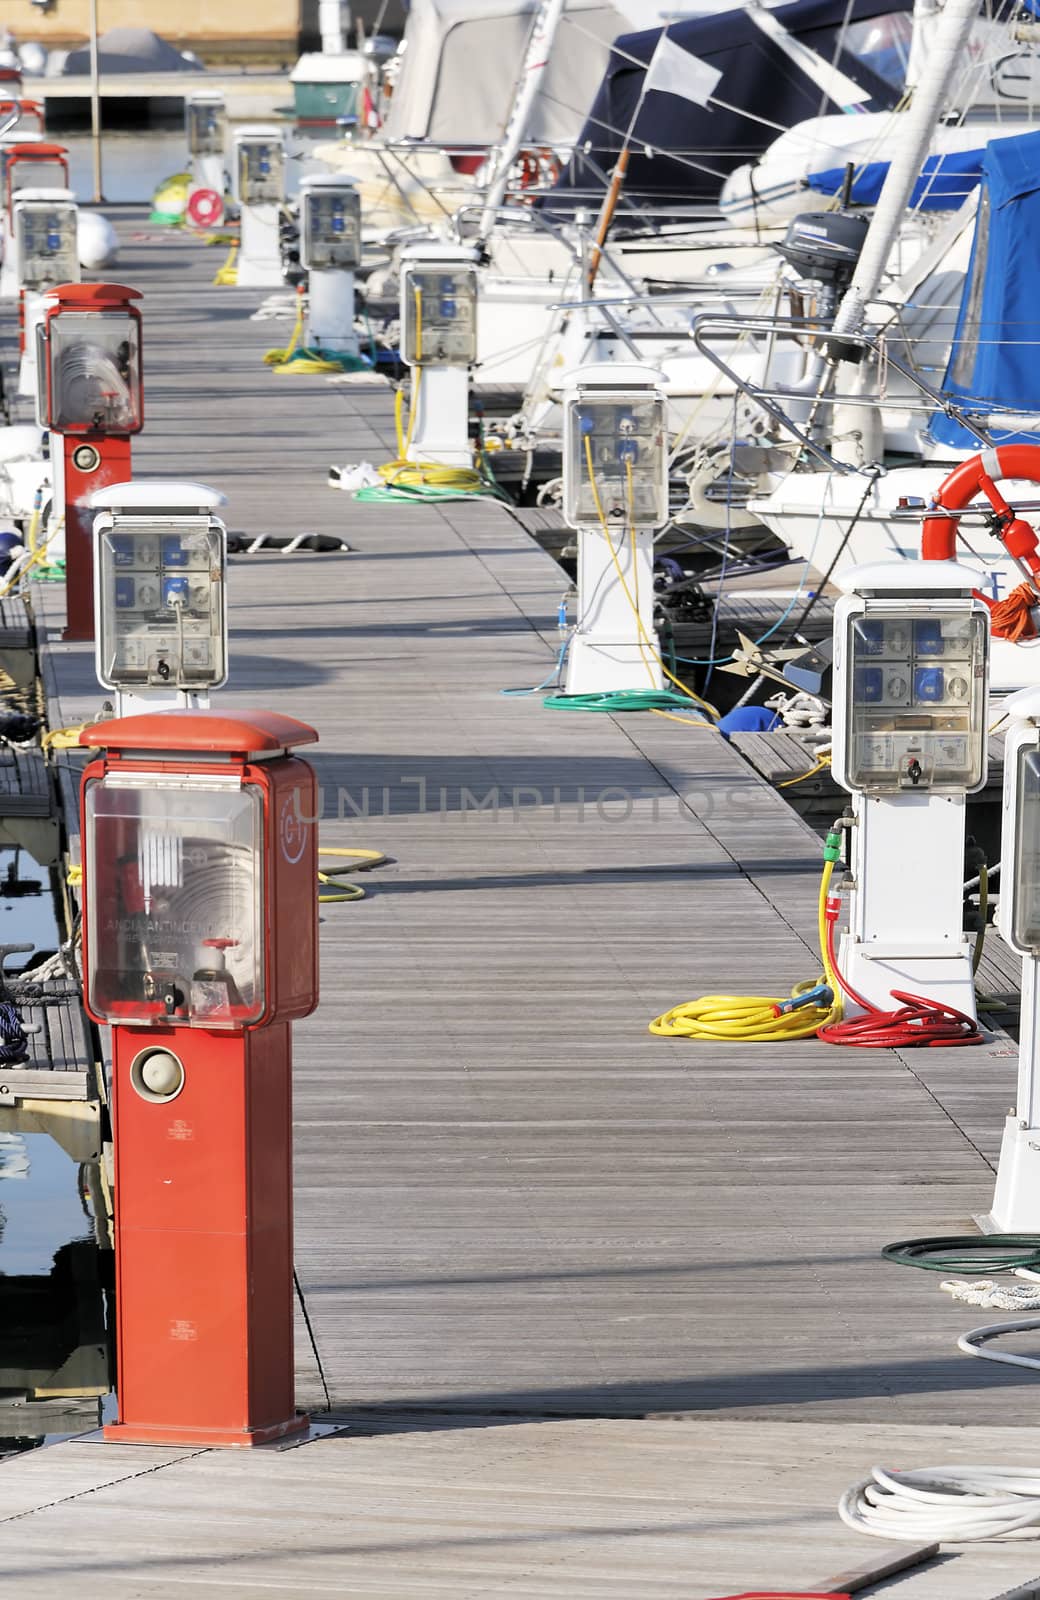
[91,480,229,716]
[561,363,667,696]
[233,126,285,288]
[186,92,227,209]
[984,685,1040,1228]
[399,241,478,467]
[831,560,990,1019]
[12,186,78,398]
[299,173,361,355]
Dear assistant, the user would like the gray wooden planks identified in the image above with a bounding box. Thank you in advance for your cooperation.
[6,209,1040,1600]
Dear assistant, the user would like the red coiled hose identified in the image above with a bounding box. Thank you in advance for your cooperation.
[817,900,982,1049]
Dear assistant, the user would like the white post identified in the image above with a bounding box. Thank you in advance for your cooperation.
[307,269,358,354]
[985,688,1040,1228]
[89,0,103,203]
[988,961,1040,1229]
[400,242,478,467]
[233,128,285,289]
[565,526,662,694]
[19,289,43,398]
[319,0,349,55]
[562,362,668,696]
[840,790,976,1016]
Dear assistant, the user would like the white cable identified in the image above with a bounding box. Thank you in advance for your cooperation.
[958,1315,1040,1372]
[839,1465,1040,1542]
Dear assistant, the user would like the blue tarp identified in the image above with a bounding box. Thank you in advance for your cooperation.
[807,148,985,210]
[930,128,1040,448]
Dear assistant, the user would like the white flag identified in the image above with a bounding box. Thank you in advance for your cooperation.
[644,35,722,106]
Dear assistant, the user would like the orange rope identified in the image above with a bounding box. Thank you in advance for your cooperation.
[987,582,1040,642]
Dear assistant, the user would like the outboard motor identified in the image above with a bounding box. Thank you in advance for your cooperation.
[774,209,870,366]
[774,210,870,289]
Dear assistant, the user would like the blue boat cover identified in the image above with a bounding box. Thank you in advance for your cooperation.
[930,128,1040,448]
[807,149,985,210]
[546,0,911,210]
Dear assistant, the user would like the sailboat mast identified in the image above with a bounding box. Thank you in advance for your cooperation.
[830,0,979,337]
[477,0,568,245]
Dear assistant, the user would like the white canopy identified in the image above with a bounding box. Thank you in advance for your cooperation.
[384,0,635,146]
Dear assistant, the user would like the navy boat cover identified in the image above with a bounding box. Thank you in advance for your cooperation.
[549,0,912,211]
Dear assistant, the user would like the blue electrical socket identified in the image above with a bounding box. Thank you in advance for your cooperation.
[914,666,945,703]
[914,620,944,655]
[161,537,188,568]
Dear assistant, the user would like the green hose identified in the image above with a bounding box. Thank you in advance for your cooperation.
[883,1235,1040,1273]
[543,689,710,716]
[355,480,504,504]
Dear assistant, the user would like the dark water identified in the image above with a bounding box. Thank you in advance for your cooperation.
[0,846,111,1458]
[59,130,343,204]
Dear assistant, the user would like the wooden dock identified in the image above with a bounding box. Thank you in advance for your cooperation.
[6,212,1040,1598]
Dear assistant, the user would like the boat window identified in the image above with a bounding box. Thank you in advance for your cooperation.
[951,189,989,390]
[840,12,913,91]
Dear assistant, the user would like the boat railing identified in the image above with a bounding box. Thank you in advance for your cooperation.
[690,310,995,475]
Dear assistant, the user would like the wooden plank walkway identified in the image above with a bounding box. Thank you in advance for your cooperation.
[7,210,1040,1597]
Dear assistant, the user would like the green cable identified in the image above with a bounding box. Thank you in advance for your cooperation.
[543,689,710,716]
[355,482,502,503]
[883,1235,1040,1273]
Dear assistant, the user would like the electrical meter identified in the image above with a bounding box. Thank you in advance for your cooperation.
[401,260,478,367]
[236,134,284,205]
[92,482,228,698]
[14,190,78,291]
[994,687,1040,956]
[562,367,668,531]
[40,299,143,435]
[84,774,265,1029]
[831,562,989,795]
[300,177,361,272]
[186,95,225,158]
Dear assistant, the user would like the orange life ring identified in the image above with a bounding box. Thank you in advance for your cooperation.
[922,444,1040,640]
[186,187,224,229]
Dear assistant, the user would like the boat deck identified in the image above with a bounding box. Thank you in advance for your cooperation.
[6,211,1040,1599]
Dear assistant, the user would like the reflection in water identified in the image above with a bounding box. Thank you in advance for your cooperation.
[0,843,112,1455]
[0,1130,111,1457]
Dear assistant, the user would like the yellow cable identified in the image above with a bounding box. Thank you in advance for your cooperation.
[317,846,389,904]
[649,708,713,727]
[0,514,65,601]
[584,437,718,720]
[649,858,842,1040]
[263,293,305,366]
[778,754,832,788]
[42,721,94,751]
[320,847,388,870]
[378,336,490,495]
[66,863,82,887]
[213,243,238,286]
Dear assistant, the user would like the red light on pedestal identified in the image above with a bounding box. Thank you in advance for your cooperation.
[3,142,68,218]
[79,709,320,1447]
[41,282,143,643]
[0,102,45,136]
